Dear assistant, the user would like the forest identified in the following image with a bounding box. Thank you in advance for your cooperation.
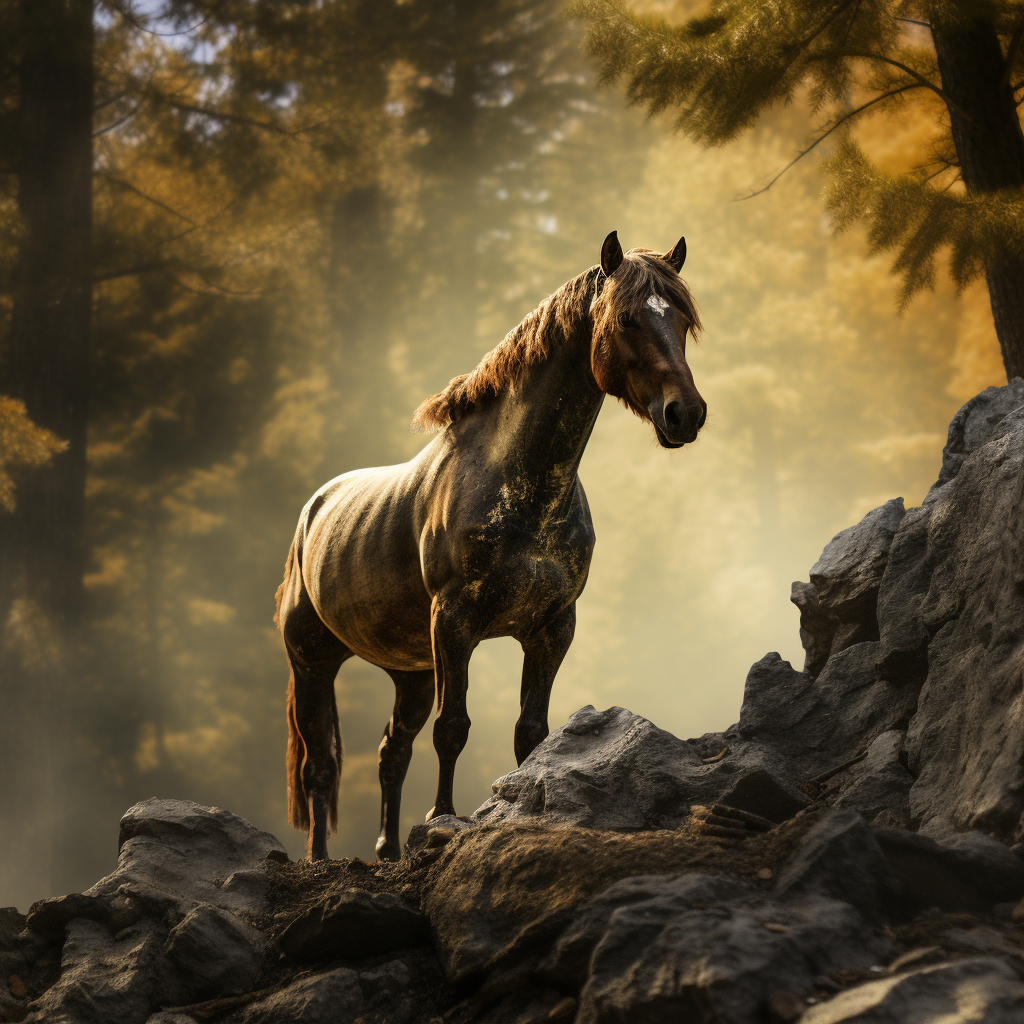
[1,0,1018,911]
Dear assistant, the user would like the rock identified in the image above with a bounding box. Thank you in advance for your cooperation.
[888,394,1024,840]
[793,499,907,675]
[935,379,1024,488]
[774,810,906,924]
[359,960,413,1024]
[423,820,802,986]
[277,889,429,962]
[800,956,1024,1023]
[21,800,285,1023]
[718,767,810,824]
[235,968,364,1024]
[737,646,918,781]
[477,704,808,833]
[405,814,474,853]
[164,905,264,1000]
[831,731,913,826]
[540,872,888,1024]
[475,706,704,831]
[24,918,164,1024]
[791,581,835,677]
[872,827,1024,912]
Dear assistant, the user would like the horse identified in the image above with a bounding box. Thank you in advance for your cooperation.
[274,231,706,862]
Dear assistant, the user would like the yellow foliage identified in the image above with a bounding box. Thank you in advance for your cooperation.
[0,397,67,513]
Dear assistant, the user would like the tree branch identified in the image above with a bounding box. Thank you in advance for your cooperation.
[98,174,198,225]
[164,99,292,136]
[740,83,924,199]
[824,51,946,100]
[93,104,140,137]
[92,261,171,283]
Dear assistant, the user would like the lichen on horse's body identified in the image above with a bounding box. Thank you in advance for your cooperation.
[276,232,706,862]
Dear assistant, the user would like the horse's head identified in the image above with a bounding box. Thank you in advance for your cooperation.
[590,231,706,449]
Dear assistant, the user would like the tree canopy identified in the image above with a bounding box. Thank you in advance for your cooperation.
[570,0,1024,377]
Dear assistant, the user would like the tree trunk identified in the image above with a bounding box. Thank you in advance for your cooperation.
[0,0,93,908]
[932,16,1024,380]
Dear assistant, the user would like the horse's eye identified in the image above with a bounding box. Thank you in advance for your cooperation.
[616,312,633,330]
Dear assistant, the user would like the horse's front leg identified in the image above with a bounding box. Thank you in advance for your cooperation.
[515,603,576,765]
[427,595,475,821]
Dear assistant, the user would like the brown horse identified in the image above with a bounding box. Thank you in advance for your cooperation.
[275,232,705,861]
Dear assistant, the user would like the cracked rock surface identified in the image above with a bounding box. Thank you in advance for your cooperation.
[6,383,1024,1023]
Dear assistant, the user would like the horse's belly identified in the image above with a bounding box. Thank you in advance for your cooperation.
[313,559,434,671]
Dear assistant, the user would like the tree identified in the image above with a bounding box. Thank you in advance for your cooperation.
[569,0,1024,379]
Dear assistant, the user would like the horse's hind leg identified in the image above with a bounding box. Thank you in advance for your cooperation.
[515,603,576,765]
[281,588,350,861]
[376,669,434,861]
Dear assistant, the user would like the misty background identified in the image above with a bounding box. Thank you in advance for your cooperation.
[0,0,1005,911]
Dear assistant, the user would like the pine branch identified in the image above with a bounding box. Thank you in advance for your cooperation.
[742,83,925,199]
[823,51,946,100]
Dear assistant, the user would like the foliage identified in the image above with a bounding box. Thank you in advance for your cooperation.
[0,397,67,512]
[569,0,1024,307]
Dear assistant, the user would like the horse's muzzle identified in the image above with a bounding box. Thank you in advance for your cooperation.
[652,395,706,447]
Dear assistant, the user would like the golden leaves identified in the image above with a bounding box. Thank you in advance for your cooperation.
[0,397,68,513]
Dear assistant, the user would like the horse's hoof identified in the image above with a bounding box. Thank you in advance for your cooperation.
[375,836,400,862]
[425,805,455,822]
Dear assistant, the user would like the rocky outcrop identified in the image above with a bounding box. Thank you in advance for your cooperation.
[6,382,1024,1024]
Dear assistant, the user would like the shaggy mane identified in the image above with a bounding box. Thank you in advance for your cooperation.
[412,249,702,431]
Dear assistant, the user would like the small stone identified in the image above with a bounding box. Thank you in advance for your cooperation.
[7,974,27,999]
[757,868,773,880]
[763,922,788,933]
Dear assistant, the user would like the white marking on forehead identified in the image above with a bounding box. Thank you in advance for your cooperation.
[646,293,670,316]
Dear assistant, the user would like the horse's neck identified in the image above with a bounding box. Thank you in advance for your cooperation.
[482,318,604,507]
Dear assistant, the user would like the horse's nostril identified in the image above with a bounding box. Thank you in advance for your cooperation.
[665,400,682,429]
[697,404,707,430]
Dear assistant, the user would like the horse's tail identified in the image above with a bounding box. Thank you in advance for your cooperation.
[285,666,308,830]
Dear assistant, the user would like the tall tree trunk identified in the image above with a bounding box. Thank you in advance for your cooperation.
[932,16,1024,380]
[0,0,93,908]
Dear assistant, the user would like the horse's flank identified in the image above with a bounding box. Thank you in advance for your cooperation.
[412,248,702,432]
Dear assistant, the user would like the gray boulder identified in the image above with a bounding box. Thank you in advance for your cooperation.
[540,872,888,1024]
[164,905,264,1000]
[475,704,807,831]
[736,645,918,782]
[23,799,286,1023]
[774,810,905,924]
[234,968,364,1024]
[801,956,1024,1023]
[791,499,906,676]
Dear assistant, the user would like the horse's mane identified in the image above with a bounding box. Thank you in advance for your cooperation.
[412,248,702,432]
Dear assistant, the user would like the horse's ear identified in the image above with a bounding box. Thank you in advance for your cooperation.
[601,231,624,276]
[663,236,686,273]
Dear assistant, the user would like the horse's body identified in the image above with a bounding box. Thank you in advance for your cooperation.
[276,233,705,861]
